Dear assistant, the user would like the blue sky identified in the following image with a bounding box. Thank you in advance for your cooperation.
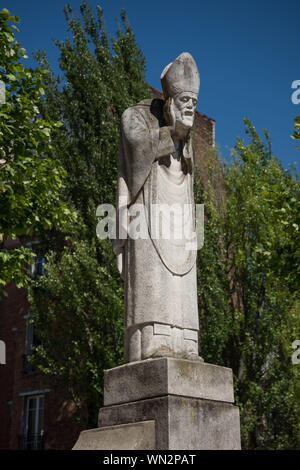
[5,0,300,168]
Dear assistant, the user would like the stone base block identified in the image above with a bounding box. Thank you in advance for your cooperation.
[98,395,241,450]
[104,357,234,406]
[73,358,241,450]
[73,420,155,450]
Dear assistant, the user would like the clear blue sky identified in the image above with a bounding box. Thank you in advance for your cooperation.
[5,0,300,168]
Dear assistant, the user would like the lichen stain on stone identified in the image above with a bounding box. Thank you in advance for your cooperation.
[180,361,194,376]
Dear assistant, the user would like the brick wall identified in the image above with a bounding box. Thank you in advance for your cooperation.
[0,255,83,450]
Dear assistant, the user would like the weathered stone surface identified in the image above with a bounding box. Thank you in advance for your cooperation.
[98,396,241,450]
[73,420,156,450]
[104,357,234,406]
[161,52,200,100]
[72,51,242,450]
[115,52,202,363]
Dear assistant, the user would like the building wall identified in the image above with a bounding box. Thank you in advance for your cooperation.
[0,241,84,450]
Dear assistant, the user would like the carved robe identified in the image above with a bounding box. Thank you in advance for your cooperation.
[114,98,199,334]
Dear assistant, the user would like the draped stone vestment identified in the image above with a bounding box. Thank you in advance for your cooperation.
[114,98,199,333]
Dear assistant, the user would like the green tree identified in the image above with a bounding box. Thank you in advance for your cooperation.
[292,116,300,149]
[197,119,299,449]
[0,8,72,291]
[28,1,150,427]
[25,1,299,445]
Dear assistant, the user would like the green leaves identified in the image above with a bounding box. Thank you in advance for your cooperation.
[292,116,300,149]
[0,8,75,290]
[197,120,300,449]
[0,246,33,290]
[28,238,124,427]
[27,1,150,428]
[227,123,300,448]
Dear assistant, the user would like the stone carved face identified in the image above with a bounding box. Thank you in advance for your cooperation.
[173,91,198,128]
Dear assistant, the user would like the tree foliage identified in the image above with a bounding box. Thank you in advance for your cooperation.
[196,119,300,449]
[28,1,150,428]
[293,116,300,149]
[26,2,299,446]
[0,8,72,290]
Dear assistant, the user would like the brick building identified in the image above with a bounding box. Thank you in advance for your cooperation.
[0,90,216,450]
[0,239,84,450]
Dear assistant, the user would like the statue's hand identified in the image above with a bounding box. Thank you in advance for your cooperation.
[164,97,176,133]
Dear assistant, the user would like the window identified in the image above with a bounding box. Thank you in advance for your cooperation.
[25,241,46,277]
[24,318,41,374]
[19,394,45,450]
[29,253,45,276]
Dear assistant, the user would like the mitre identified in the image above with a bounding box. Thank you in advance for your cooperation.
[160,52,200,99]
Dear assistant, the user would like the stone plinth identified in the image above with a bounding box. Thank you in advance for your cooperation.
[104,357,234,406]
[99,395,240,450]
[73,358,241,450]
[73,420,155,450]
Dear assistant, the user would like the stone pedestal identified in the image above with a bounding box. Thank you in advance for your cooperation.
[73,358,241,450]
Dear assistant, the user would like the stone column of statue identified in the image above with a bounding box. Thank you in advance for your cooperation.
[114,52,202,363]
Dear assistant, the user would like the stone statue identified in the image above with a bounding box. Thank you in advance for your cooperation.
[74,53,241,452]
[114,52,202,363]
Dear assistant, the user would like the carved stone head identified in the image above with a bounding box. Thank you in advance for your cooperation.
[161,52,200,129]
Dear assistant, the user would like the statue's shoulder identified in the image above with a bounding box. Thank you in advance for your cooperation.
[122,98,165,127]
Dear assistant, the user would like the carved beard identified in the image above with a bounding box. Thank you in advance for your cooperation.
[174,106,195,130]
[174,114,194,140]
[162,97,195,140]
